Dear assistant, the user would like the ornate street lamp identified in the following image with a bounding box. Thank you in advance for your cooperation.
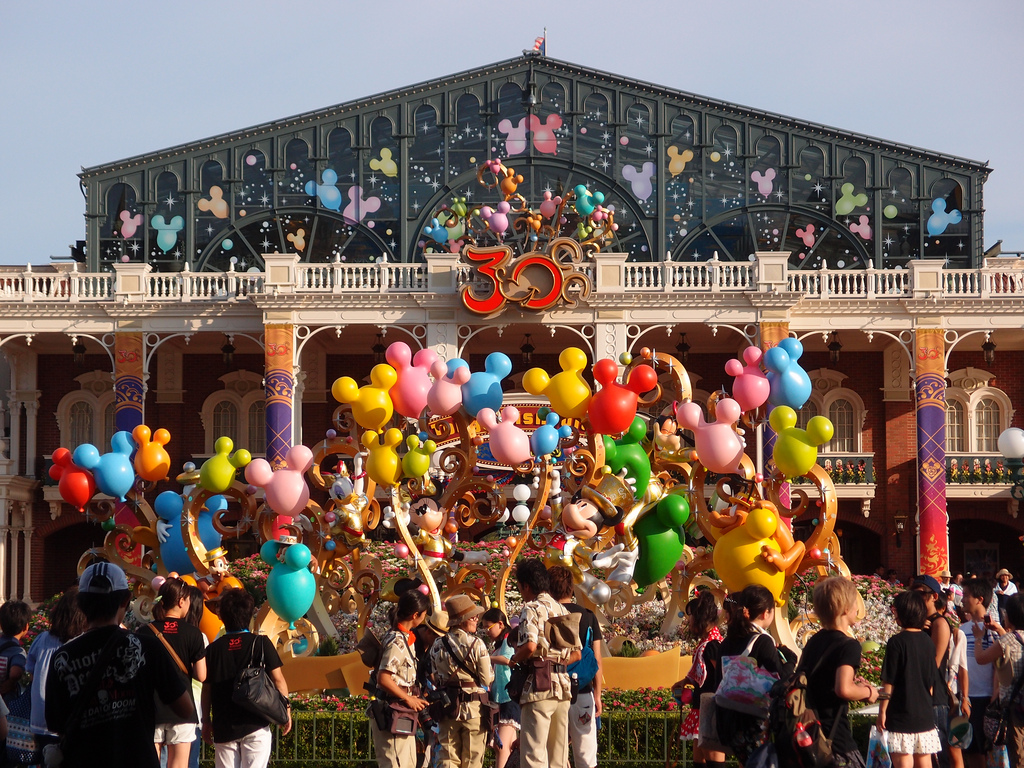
[998,427,1024,506]
[828,332,843,366]
[520,334,535,365]
[72,338,86,367]
[675,332,690,364]
[221,335,235,367]
[372,334,386,364]
[982,336,996,366]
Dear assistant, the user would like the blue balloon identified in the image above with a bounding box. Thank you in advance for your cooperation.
[461,352,512,417]
[764,337,812,410]
[73,431,136,501]
[446,358,469,376]
[265,543,315,626]
[530,412,573,457]
[153,490,194,575]
[198,496,226,552]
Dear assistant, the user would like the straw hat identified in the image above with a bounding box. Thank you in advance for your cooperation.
[424,610,451,637]
[445,595,484,624]
[997,568,1013,578]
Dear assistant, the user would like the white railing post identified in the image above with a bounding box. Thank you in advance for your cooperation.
[113,261,152,303]
[263,252,300,295]
[425,252,461,294]
[593,252,628,292]
[755,251,790,295]
[908,259,944,300]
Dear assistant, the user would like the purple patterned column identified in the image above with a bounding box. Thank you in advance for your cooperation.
[264,324,294,470]
[915,328,948,576]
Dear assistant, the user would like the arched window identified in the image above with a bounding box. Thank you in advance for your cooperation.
[795,401,818,431]
[828,399,855,452]
[56,371,116,451]
[201,371,267,455]
[946,400,966,453]
[213,401,239,443]
[975,398,1001,452]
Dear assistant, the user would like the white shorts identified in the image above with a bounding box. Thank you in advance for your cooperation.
[155,722,198,745]
[886,728,942,755]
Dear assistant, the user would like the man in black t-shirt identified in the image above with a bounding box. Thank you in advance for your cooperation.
[45,562,193,768]
[549,565,603,768]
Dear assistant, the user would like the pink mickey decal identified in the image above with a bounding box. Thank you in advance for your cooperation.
[850,215,872,240]
[478,406,532,466]
[342,185,381,225]
[751,168,777,198]
[497,117,529,156]
[386,341,439,419]
[724,346,770,413]
[622,162,656,201]
[244,445,314,519]
[539,191,562,219]
[795,224,816,248]
[676,398,745,475]
[529,113,562,155]
[118,210,143,239]
[427,360,471,417]
[480,201,511,236]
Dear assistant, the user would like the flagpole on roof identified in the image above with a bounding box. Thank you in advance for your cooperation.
[544,27,547,56]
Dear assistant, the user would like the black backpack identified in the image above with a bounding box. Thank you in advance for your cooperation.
[768,638,848,768]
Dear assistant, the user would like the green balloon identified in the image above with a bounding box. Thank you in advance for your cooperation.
[602,417,651,498]
[633,494,690,587]
[883,205,898,220]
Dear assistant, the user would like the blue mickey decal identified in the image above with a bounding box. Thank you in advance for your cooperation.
[151,215,184,253]
[304,169,342,211]
[926,198,963,236]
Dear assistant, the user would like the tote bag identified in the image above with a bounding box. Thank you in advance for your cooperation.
[715,633,779,717]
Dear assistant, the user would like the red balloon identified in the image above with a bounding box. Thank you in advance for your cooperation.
[50,448,96,512]
[588,359,659,435]
[809,547,823,560]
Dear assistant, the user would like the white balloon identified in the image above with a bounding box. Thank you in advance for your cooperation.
[999,428,1024,460]
[512,504,531,523]
[590,582,612,604]
[513,484,531,503]
[498,507,511,524]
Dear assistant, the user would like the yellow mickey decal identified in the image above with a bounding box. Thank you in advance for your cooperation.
[332,364,398,431]
[522,347,592,419]
[363,428,404,487]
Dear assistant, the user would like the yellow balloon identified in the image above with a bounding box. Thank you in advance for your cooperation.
[200,437,251,493]
[332,364,397,431]
[712,508,786,604]
[523,347,592,419]
[770,407,834,479]
[363,428,403,487]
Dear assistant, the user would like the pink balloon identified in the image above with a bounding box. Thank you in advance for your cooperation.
[386,341,439,419]
[725,347,770,413]
[395,543,410,558]
[417,584,430,595]
[151,576,166,590]
[427,360,470,416]
[244,445,314,519]
[677,398,745,475]
[477,406,532,466]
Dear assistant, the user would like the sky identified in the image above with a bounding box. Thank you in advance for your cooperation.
[2,0,1022,265]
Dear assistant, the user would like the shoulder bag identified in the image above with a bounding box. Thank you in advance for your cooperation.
[716,631,780,717]
[148,622,190,675]
[986,632,1024,746]
[440,635,499,734]
[567,626,598,690]
[231,635,290,726]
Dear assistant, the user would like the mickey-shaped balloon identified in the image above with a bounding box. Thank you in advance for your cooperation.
[530,411,573,457]
[764,337,812,410]
[523,347,592,419]
[478,406,531,467]
[602,417,652,499]
[386,342,439,419]
[633,493,691,587]
[427,359,471,417]
[574,184,605,217]
[333,364,398,431]
[73,431,136,502]
[402,434,437,479]
[769,406,834,479]
[588,359,658,436]
[677,398,745,475]
[712,501,798,604]
[200,437,252,494]
[245,445,314,519]
[49,447,96,511]
[132,425,171,482]
[363,428,404,487]
[153,490,195,575]
[461,352,512,418]
[261,539,316,627]
[725,347,770,413]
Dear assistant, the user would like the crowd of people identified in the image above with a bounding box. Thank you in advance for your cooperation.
[0,562,292,768]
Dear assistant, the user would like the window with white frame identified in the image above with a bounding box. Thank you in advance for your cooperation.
[201,371,267,455]
[827,399,856,452]
[945,368,1013,454]
[795,401,818,431]
[56,372,116,451]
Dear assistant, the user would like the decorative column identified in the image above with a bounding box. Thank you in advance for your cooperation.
[0,523,8,602]
[264,322,295,470]
[760,321,790,480]
[915,327,948,576]
[113,332,145,433]
[5,396,20,477]
[24,393,39,479]
[21,528,31,604]
[9,526,18,601]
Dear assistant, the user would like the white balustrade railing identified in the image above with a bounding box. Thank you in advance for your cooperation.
[0,256,1019,304]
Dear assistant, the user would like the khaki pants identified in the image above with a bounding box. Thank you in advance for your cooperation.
[439,716,486,768]
[371,719,417,768]
[520,697,570,768]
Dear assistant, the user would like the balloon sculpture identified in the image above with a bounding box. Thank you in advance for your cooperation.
[48,156,846,661]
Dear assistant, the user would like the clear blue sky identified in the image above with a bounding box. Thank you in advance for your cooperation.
[2,0,1022,265]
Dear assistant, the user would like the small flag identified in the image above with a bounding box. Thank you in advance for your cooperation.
[532,34,546,56]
